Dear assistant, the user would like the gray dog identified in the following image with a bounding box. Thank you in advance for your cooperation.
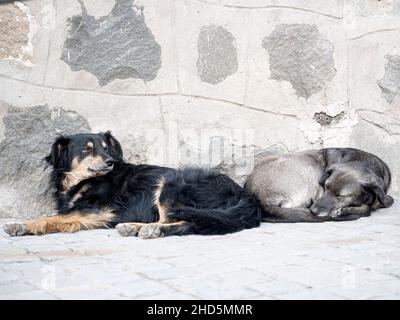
[245,148,394,222]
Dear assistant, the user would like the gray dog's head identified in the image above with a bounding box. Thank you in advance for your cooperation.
[310,163,394,217]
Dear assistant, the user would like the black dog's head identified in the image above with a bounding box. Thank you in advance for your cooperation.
[310,163,394,216]
[44,131,123,186]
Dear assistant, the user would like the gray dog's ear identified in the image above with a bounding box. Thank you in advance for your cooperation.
[319,168,333,186]
[364,181,394,208]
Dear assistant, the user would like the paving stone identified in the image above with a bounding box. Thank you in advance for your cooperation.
[247,278,308,298]
[0,281,37,296]
[50,285,125,300]
[107,278,174,299]
[139,290,197,300]
[163,276,261,299]
[275,288,342,300]
[0,290,58,300]
[0,269,19,284]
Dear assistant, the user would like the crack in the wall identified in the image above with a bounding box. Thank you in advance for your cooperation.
[171,0,182,94]
[357,112,400,137]
[0,75,302,119]
[43,0,56,86]
[349,28,400,41]
[195,0,343,19]
[361,118,400,137]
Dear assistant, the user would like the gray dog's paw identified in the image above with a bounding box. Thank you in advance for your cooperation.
[116,223,141,237]
[329,208,343,218]
[138,224,162,240]
[3,223,28,237]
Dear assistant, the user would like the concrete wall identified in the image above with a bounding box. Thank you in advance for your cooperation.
[0,0,399,218]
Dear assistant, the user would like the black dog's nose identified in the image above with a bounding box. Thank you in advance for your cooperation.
[106,159,115,167]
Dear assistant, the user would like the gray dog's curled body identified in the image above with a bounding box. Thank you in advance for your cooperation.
[245,148,394,222]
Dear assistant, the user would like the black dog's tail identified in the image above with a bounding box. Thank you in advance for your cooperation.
[167,195,262,235]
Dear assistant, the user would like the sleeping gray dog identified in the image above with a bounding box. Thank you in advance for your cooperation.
[244,148,394,222]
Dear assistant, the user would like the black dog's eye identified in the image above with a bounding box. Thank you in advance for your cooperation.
[82,147,92,153]
[101,142,108,151]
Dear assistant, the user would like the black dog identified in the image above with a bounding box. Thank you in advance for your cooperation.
[3,132,261,239]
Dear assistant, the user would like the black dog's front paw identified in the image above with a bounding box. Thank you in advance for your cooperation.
[3,223,28,237]
[138,224,162,239]
[116,223,141,237]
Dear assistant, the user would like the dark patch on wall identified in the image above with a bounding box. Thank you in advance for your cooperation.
[0,2,29,60]
[0,105,90,218]
[314,111,344,126]
[61,0,161,86]
[262,24,336,99]
[197,25,238,85]
[377,54,400,103]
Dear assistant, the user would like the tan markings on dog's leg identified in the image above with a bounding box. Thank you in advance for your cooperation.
[153,178,185,224]
[153,177,170,223]
[21,209,115,235]
[138,221,191,239]
[116,222,148,237]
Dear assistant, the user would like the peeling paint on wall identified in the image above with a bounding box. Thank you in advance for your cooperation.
[262,24,336,99]
[0,104,90,218]
[61,0,161,86]
[197,25,238,85]
[377,54,400,104]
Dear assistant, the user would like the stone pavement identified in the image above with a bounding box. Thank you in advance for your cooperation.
[1,201,400,300]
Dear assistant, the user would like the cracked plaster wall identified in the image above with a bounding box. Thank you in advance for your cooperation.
[0,0,399,217]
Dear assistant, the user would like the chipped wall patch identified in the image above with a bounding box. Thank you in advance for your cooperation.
[262,24,336,99]
[377,54,400,104]
[0,1,35,65]
[61,0,161,86]
[314,111,344,126]
[197,25,238,85]
[0,105,91,218]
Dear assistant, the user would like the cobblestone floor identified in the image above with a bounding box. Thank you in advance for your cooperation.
[1,201,400,300]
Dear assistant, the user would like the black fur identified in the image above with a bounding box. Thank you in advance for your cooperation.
[44,132,262,236]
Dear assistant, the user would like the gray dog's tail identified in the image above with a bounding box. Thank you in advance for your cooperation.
[262,206,362,223]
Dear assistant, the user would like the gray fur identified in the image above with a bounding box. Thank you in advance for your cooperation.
[245,148,394,223]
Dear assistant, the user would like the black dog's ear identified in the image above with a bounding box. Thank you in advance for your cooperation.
[104,131,123,162]
[44,136,70,169]
[319,168,333,186]
[364,182,394,208]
